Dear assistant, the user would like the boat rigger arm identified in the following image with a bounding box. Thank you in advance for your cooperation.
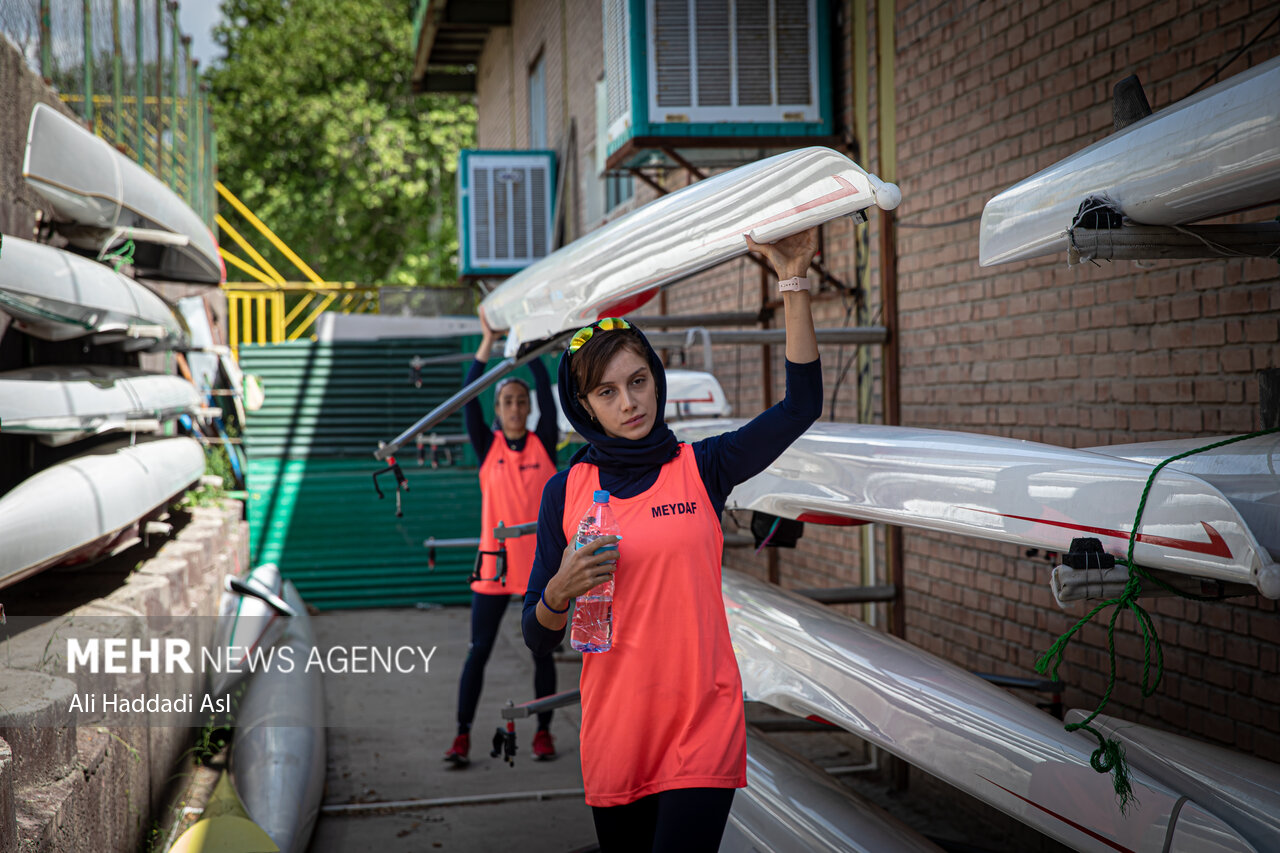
[373,334,568,462]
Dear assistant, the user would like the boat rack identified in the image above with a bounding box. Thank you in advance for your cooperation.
[793,585,897,604]
[972,671,1066,720]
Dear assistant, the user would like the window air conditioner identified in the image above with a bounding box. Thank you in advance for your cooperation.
[603,0,832,165]
[457,150,557,276]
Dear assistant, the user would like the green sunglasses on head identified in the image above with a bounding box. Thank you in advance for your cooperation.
[568,317,632,354]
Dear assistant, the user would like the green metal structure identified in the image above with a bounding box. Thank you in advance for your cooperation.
[239,336,559,610]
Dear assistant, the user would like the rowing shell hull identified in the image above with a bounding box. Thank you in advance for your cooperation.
[481,147,900,353]
[210,562,289,697]
[230,581,325,853]
[0,437,205,589]
[0,235,187,350]
[674,419,1279,597]
[0,365,201,446]
[23,103,223,283]
[725,732,944,853]
[1088,433,1280,565]
[979,56,1280,266]
[723,570,1268,852]
[1072,712,1280,852]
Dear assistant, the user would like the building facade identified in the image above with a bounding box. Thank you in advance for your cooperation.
[415,0,1280,763]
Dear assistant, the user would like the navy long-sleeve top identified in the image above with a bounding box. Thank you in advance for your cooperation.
[521,358,823,655]
[463,357,558,464]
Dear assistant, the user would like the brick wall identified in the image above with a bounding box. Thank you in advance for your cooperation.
[474,0,1280,761]
[888,0,1280,762]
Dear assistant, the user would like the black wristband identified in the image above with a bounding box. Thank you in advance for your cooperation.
[541,589,570,614]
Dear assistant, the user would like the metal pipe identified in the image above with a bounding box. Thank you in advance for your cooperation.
[492,521,538,541]
[500,689,582,719]
[375,335,567,461]
[972,672,1066,693]
[792,585,897,605]
[645,327,886,348]
[684,327,713,372]
[422,537,481,548]
[167,1,178,190]
[320,788,586,814]
[83,0,93,124]
[112,0,123,143]
[629,311,759,328]
[134,0,144,165]
[154,0,162,180]
[408,351,486,367]
[39,0,51,81]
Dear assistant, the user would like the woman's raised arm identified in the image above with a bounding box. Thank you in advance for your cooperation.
[745,227,819,364]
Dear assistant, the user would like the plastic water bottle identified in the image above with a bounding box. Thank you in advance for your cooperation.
[570,490,619,653]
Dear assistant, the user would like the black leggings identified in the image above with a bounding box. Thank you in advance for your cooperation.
[456,591,556,733]
[591,788,735,853]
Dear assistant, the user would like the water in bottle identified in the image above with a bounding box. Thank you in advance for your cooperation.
[570,490,619,653]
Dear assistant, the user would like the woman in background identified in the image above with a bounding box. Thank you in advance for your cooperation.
[446,312,558,766]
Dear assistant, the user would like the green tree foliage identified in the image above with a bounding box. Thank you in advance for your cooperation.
[208,0,475,284]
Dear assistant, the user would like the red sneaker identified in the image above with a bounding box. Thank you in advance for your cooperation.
[532,729,556,760]
[444,733,470,766]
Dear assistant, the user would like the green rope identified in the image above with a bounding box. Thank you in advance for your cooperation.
[102,239,136,273]
[1035,425,1280,815]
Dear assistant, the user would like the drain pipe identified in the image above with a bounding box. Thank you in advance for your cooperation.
[875,0,904,645]
[320,788,587,815]
[683,327,714,373]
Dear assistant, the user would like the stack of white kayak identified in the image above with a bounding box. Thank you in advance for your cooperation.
[0,104,217,591]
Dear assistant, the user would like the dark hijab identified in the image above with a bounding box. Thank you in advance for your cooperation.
[557,323,680,474]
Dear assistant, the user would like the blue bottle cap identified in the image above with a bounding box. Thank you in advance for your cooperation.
[593,490,610,503]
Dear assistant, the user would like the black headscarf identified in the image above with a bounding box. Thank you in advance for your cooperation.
[557,323,680,474]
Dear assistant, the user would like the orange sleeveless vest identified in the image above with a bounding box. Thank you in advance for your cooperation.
[474,430,554,595]
[563,444,745,806]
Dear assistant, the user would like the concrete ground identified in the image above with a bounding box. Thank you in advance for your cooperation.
[293,601,1069,853]
[308,601,597,853]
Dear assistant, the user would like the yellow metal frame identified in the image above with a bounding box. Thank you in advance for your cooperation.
[224,283,380,356]
[216,181,379,355]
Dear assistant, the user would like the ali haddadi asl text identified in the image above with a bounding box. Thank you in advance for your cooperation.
[68,691,230,714]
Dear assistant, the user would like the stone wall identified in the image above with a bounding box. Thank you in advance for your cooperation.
[0,502,246,853]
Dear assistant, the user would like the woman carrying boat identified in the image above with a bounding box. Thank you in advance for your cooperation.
[522,229,822,851]
[447,312,559,766]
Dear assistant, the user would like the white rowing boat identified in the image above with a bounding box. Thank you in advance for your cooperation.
[0,234,187,350]
[480,147,899,354]
[22,103,223,284]
[0,365,201,446]
[229,581,325,853]
[665,368,732,419]
[1072,711,1280,850]
[674,419,1280,598]
[979,56,1280,266]
[723,569,1280,852]
[0,437,206,589]
[725,732,944,853]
